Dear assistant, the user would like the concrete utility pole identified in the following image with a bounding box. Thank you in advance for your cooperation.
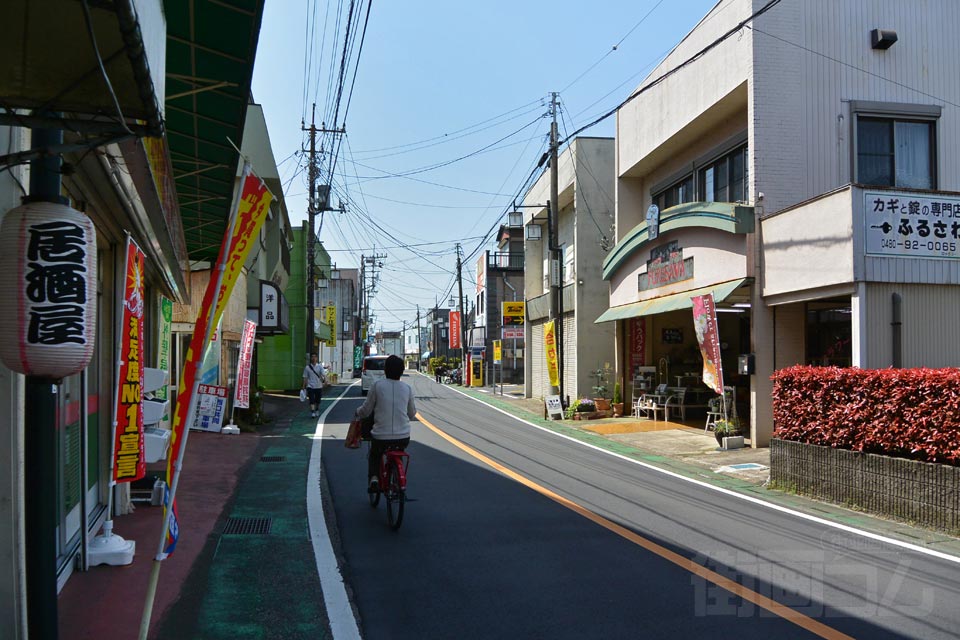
[304,106,318,362]
[302,106,345,363]
[548,91,564,399]
[416,305,423,370]
[456,243,467,382]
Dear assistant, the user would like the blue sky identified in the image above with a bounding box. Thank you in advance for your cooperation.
[251,0,722,333]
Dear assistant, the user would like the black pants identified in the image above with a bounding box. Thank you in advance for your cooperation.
[368,437,410,479]
[307,387,322,406]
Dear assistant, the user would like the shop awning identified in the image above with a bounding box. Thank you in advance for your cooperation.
[595,279,748,323]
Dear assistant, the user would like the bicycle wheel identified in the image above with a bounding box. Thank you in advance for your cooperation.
[385,459,405,530]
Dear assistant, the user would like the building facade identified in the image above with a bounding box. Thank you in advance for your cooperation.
[523,137,616,401]
[603,0,960,446]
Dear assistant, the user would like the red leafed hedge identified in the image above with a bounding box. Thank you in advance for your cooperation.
[772,366,960,465]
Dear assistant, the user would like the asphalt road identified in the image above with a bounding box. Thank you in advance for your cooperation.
[321,374,960,639]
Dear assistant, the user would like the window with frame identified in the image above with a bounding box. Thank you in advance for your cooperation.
[653,175,694,211]
[857,117,935,189]
[698,145,748,203]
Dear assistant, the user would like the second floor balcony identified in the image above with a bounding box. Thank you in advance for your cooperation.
[488,252,524,270]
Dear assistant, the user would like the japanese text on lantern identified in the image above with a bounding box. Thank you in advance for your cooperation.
[26,221,88,345]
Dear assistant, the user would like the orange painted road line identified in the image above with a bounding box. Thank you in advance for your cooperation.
[417,413,854,640]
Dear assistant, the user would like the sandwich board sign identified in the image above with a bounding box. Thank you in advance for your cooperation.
[545,395,564,420]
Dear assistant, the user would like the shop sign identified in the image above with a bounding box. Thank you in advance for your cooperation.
[502,326,524,340]
[325,304,337,347]
[865,191,960,259]
[449,311,461,349]
[639,240,694,290]
[234,320,256,409]
[192,384,228,432]
[629,317,645,371]
[493,340,502,364]
[0,202,98,378]
[503,301,525,325]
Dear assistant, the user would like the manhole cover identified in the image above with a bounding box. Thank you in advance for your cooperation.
[260,456,286,463]
[223,517,272,535]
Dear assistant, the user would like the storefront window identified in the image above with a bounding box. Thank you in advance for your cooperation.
[806,304,852,367]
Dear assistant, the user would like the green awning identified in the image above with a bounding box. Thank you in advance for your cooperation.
[164,0,265,262]
[595,279,748,323]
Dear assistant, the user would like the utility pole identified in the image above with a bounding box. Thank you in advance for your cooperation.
[548,91,564,400]
[302,105,346,364]
[303,106,318,363]
[456,243,467,384]
[416,305,423,370]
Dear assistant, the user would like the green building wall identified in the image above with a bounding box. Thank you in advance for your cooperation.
[257,225,332,390]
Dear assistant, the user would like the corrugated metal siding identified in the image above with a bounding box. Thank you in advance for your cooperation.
[531,321,545,398]
[865,256,960,284]
[562,312,576,401]
[865,283,960,367]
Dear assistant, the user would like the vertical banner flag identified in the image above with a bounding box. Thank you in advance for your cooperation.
[691,293,724,394]
[325,305,337,347]
[113,237,146,483]
[164,166,272,555]
[629,317,646,374]
[156,296,173,428]
[234,319,256,409]
[544,320,560,388]
[199,319,221,385]
[449,311,461,349]
[353,345,362,371]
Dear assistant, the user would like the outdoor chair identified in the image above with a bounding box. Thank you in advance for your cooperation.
[666,387,688,421]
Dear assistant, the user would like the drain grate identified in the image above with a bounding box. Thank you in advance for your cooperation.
[260,455,286,463]
[223,517,272,535]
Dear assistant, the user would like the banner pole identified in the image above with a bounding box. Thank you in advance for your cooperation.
[138,165,248,639]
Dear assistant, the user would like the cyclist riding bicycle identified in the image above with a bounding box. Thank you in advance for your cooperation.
[354,354,417,492]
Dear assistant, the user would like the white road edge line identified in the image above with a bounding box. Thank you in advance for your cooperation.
[442,383,960,566]
[307,382,362,640]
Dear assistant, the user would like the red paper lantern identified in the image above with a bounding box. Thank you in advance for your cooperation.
[0,202,98,378]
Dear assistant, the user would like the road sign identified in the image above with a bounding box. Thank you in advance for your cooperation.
[502,301,525,325]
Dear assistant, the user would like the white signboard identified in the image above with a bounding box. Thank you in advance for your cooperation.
[545,395,564,420]
[865,191,960,259]
[646,204,660,240]
[502,327,524,340]
[261,281,280,328]
[191,384,228,432]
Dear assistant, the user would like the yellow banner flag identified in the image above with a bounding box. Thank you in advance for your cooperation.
[544,320,559,388]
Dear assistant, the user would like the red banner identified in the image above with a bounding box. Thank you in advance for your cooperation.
[449,311,461,349]
[113,237,146,483]
[691,293,724,394]
[163,166,272,555]
[234,320,256,409]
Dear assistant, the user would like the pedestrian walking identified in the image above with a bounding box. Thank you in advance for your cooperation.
[302,354,326,417]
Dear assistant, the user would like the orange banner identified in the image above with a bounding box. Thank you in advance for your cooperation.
[163,167,272,554]
[113,237,146,483]
[544,320,559,388]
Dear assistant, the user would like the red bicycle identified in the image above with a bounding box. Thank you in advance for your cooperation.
[367,443,409,530]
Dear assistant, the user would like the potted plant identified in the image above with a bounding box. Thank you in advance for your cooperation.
[612,381,623,417]
[713,418,741,447]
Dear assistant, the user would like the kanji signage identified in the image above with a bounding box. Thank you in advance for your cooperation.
[865,191,960,259]
[0,202,98,378]
[191,384,228,432]
[113,237,146,483]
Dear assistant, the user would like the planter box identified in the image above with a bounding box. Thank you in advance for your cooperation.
[721,435,744,450]
[770,438,960,534]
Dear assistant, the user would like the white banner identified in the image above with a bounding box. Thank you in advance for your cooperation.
[234,319,257,409]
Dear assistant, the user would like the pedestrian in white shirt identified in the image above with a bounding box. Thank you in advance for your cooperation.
[302,354,326,417]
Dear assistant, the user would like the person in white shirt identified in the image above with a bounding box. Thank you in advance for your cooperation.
[355,355,417,491]
[302,354,326,418]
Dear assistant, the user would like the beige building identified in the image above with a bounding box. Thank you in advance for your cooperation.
[523,137,616,402]
[602,0,960,446]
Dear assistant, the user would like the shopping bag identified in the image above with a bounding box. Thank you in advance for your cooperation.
[299,389,307,403]
[344,419,362,449]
